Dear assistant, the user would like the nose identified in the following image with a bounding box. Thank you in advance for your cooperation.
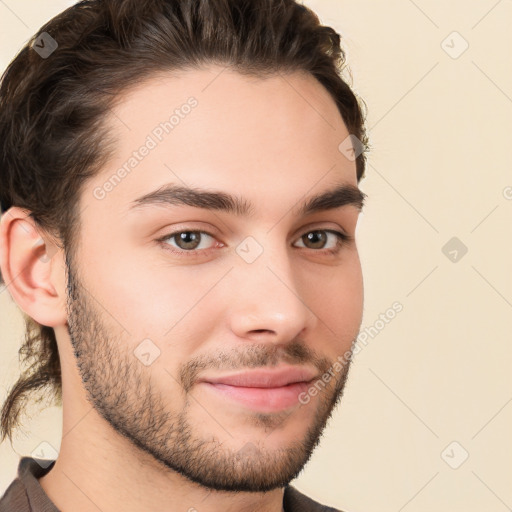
[227,246,318,345]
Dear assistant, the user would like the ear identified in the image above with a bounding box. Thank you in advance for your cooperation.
[0,207,68,328]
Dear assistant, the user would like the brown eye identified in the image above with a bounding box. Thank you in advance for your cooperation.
[301,230,328,250]
[159,230,217,253]
[173,231,202,250]
[294,229,348,253]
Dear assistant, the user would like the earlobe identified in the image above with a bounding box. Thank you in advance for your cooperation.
[0,207,67,328]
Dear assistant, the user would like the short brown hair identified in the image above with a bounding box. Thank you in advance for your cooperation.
[0,0,368,443]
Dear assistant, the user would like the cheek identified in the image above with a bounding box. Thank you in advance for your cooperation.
[308,258,363,343]
[80,241,213,344]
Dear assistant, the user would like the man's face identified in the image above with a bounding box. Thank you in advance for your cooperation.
[64,66,364,491]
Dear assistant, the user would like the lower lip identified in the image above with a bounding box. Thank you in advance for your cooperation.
[201,381,311,412]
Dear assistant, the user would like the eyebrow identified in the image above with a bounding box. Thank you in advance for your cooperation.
[128,182,366,217]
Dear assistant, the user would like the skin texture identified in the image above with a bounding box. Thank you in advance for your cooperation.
[0,65,364,512]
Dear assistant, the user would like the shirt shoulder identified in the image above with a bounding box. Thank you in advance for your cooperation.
[0,457,59,512]
[0,477,30,512]
[283,485,346,512]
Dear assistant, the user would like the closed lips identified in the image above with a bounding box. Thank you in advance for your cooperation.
[198,366,319,388]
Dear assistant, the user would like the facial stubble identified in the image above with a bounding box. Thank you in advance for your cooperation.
[64,250,356,492]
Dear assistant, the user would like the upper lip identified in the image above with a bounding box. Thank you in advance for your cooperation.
[198,366,319,388]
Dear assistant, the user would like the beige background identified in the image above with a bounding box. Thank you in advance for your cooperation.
[1,1,511,510]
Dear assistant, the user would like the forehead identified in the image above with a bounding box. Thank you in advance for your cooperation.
[83,65,357,217]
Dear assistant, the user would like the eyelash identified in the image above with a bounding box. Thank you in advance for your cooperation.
[156,228,352,258]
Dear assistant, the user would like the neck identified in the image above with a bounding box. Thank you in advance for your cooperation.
[38,370,286,512]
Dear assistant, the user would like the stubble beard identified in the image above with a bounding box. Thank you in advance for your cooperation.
[64,250,355,492]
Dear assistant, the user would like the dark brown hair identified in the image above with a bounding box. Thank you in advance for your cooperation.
[0,0,368,443]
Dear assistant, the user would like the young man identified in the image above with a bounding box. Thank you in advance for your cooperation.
[0,0,368,510]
